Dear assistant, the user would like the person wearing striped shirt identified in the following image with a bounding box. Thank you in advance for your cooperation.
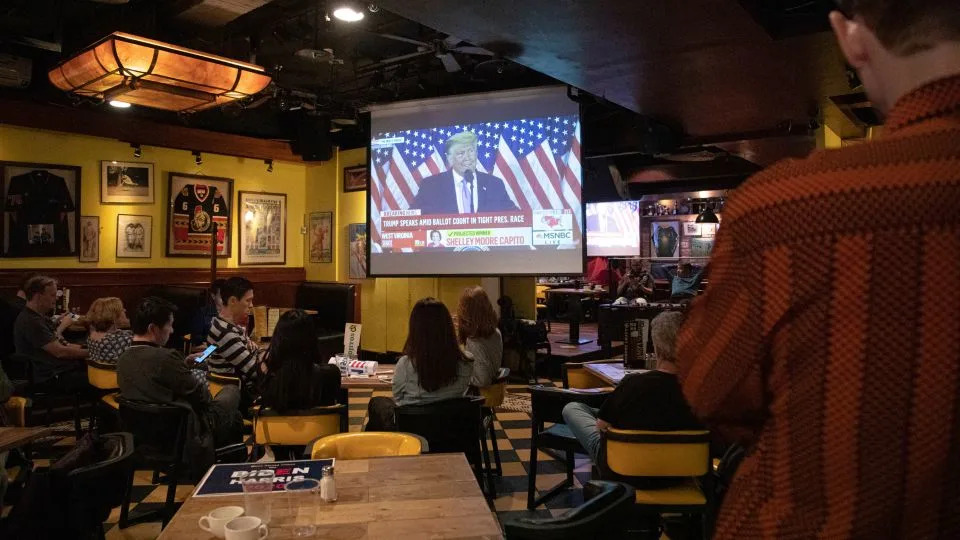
[207,277,263,395]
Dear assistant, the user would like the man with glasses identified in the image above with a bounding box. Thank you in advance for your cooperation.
[412,131,518,215]
[676,1,960,538]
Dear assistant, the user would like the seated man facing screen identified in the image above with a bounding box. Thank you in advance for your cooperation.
[207,277,263,398]
[562,311,701,463]
[13,275,88,391]
[118,297,242,470]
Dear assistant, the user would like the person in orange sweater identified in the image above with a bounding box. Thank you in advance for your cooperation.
[675,1,960,538]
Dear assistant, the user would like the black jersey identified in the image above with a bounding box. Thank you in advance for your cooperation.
[4,170,75,256]
[171,183,229,255]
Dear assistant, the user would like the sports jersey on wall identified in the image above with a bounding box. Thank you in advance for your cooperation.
[167,173,233,257]
[2,165,80,258]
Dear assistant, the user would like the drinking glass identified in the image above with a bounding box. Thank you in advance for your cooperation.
[242,472,275,525]
[285,478,321,537]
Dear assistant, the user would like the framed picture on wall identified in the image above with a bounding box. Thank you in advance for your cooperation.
[116,214,152,258]
[682,222,701,236]
[651,221,680,259]
[100,160,155,204]
[348,223,367,278]
[79,216,99,262]
[166,172,233,257]
[309,211,333,263]
[238,191,286,265]
[690,238,715,258]
[343,165,367,192]
[1,161,80,258]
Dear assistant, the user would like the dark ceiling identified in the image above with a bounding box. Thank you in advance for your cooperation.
[0,0,865,180]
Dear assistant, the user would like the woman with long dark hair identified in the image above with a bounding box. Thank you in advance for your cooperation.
[457,286,502,387]
[260,309,342,411]
[365,297,473,431]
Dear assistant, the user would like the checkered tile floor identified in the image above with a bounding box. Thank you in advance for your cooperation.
[6,379,614,539]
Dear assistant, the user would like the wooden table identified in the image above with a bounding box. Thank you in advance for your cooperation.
[583,362,649,386]
[0,427,52,452]
[339,365,395,390]
[544,287,608,297]
[158,454,502,539]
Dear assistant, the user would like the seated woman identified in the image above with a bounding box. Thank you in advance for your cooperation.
[260,309,342,411]
[366,298,474,431]
[457,286,502,388]
[85,297,133,364]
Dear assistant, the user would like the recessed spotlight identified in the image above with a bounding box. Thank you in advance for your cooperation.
[332,6,364,22]
[109,100,131,108]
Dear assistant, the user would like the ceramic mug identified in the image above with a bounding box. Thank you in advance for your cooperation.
[198,506,245,538]
[224,516,269,540]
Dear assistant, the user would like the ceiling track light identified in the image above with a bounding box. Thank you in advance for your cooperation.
[265,159,274,173]
[332,3,365,22]
[193,151,203,166]
[131,143,142,158]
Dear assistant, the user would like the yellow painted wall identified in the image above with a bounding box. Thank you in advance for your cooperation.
[0,125,307,269]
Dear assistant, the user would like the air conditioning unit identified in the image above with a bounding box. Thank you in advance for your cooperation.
[0,54,32,89]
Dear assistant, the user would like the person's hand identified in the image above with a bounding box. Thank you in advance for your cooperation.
[596,418,612,432]
[56,313,75,333]
[185,352,202,367]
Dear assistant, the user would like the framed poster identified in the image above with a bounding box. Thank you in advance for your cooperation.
[1,161,80,258]
[309,211,333,263]
[100,160,154,204]
[682,222,701,236]
[238,191,286,265]
[690,238,715,258]
[167,172,232,257]
[651,221,680,259]
[343,165,367,193]
[79,216,99,262]
[116,214,152,258]
[348,223,367,279]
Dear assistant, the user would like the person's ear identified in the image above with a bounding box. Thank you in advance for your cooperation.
[829,11,869,69]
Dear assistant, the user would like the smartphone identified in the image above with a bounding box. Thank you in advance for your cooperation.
[194,344,218,364]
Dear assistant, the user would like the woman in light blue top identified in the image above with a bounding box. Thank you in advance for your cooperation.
[366,298,473,430]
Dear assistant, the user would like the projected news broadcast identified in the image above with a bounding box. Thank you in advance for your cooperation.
[368,87,583,276]
[586,201,641,257]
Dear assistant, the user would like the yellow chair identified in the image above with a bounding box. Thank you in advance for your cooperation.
[562,360,616,390]
[86,360,119,390]
[478,367,509,478]
[3,396,31,427]
[254,405,347,450]
[207,372,240,398]
[603,429,712,537]
[308,432,422,460]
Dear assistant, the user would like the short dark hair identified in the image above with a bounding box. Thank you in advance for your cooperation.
[220,277,253,304]
[24,276,56,299]
[211,278,226,296]
[836,0,960,54]
[19,272,40,293]
[131,296,177,335]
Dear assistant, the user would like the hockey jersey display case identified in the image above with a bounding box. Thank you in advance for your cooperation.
[1,161,81,258]
[166,172,233,257]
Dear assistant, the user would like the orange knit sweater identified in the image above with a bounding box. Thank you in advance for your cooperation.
[677,75,960,539]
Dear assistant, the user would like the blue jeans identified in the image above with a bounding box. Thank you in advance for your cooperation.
[562,402,603,462]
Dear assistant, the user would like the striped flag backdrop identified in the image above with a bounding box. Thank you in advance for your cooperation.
[370,114,582,246]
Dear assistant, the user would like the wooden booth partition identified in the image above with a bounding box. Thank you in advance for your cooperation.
[0,267,306,315]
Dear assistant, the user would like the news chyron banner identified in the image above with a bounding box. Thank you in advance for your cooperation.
[378,208,576,252]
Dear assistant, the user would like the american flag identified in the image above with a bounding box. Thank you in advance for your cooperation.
[370,114,582,246]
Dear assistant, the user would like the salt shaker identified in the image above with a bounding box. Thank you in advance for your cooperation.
[320,465,337,502]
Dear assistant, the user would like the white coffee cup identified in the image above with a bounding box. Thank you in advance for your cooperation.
[198,506,245,538]
[224,516,269,540]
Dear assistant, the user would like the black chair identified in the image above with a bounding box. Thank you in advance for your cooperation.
[395,396,492,495]
[504,480,636,539]
[10,352,84,437]
[63,432,136,540]
[527,385,611,509]
[117,398,189,529]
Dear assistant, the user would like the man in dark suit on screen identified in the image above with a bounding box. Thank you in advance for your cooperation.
[412,131,518,214]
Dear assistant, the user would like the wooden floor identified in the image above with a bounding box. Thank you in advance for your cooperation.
[542,321,621,361]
